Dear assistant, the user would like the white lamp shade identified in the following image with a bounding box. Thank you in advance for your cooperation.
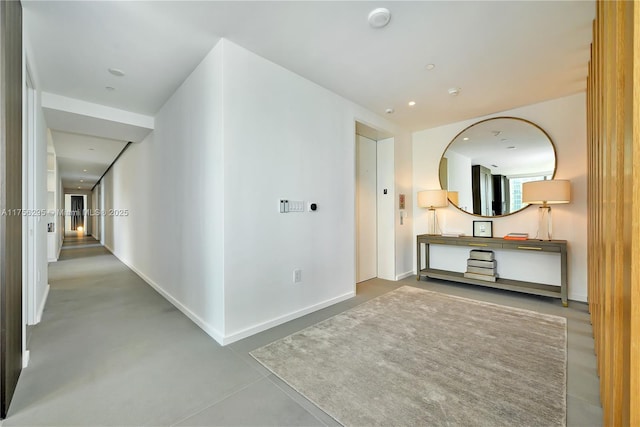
[522,180,571,205]
[417,189,449,208]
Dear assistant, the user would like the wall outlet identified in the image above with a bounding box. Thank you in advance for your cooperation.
[293,269,302,284]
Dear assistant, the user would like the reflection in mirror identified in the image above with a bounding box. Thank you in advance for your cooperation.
[439,117,556,217]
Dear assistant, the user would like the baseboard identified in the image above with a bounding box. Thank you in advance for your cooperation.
[105,246,355,347]
[56,243,62,259]
[108,250,225,345]
[221,291,355,345]
[36,284,50,324]
[396,271,414,281]
[569,294,587,303]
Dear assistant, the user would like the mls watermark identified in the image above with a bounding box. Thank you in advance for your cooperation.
[0,209,129,217]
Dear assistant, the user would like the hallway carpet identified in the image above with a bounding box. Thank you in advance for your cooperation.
[4,237,601,426]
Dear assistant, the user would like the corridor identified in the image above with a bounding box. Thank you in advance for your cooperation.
[5,237,340,426]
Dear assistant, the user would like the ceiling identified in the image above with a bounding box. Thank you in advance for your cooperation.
[23,1,595,187]
[51,131,127,190]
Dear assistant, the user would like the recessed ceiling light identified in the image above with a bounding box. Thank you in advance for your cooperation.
[77,186,81,189]
[105,86,115,92]
[492,131,502,137]
[448,87,461,96]
[108,68,125,77]
[463,137,470,141]
[83,169,88,171]
[80,179,84,182]
[408,101,416,107]
[368,8,391,28]
[491,164,499,168]
[88,148,95,151]
[425,64,435,71]
[385,108,395,114]
[507,146,516,150]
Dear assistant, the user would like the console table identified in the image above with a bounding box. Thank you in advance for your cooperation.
[416,235,568,306]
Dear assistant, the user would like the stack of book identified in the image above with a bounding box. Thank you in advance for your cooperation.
[504,232,529,241]
[464,250,498,282]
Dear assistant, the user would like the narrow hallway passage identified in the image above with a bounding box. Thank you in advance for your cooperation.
[5,237,330,426]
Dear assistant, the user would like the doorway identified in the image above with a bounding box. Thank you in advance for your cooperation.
[64,194,88,236]
[355,122,395,283]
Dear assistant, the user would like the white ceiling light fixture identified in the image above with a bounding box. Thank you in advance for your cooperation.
[425,64,436,71]
[463,137,470,141]
[83,169,87,171]
[80,179,84,182]
[448,87,461,96]
[408,101,416,106]
[385,108,395,114]
[108,68,125,77]
[368,8,391,28]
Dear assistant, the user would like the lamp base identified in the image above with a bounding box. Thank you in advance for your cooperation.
[537,205,552,240]
[427,208,441,235]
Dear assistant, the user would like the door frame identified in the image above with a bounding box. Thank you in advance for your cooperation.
[354,121,396,283]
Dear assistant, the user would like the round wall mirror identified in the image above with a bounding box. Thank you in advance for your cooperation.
[439,117,556,217]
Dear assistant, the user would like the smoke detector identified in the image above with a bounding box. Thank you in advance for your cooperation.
[368,8,391,28]
[385,108,395,114]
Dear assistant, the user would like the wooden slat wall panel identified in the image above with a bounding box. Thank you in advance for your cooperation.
[630,2,640,425]
[586,1,639,425]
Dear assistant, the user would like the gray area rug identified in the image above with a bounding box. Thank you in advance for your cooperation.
[251,286,567,426]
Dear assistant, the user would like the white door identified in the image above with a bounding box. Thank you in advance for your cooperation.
[356,135,377,282]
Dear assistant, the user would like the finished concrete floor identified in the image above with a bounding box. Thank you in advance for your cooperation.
[4,236,602,426]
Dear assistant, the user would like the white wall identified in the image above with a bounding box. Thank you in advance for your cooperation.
[91,183,100,241]
[23,18,50,336]
[31,89,49,324]
[34,95,48,299]
[377,137,395,280]
[101,39,413,345]
[23,66,50,327]
[413,93,587,302]
[444,150,473,212]
[221,40,412,340]
[56,157,63,251]
[393,126,414,280]
[102,40,226,341]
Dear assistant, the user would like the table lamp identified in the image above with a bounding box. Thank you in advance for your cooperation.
[417,189,448,235]
[522,179,571,240]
